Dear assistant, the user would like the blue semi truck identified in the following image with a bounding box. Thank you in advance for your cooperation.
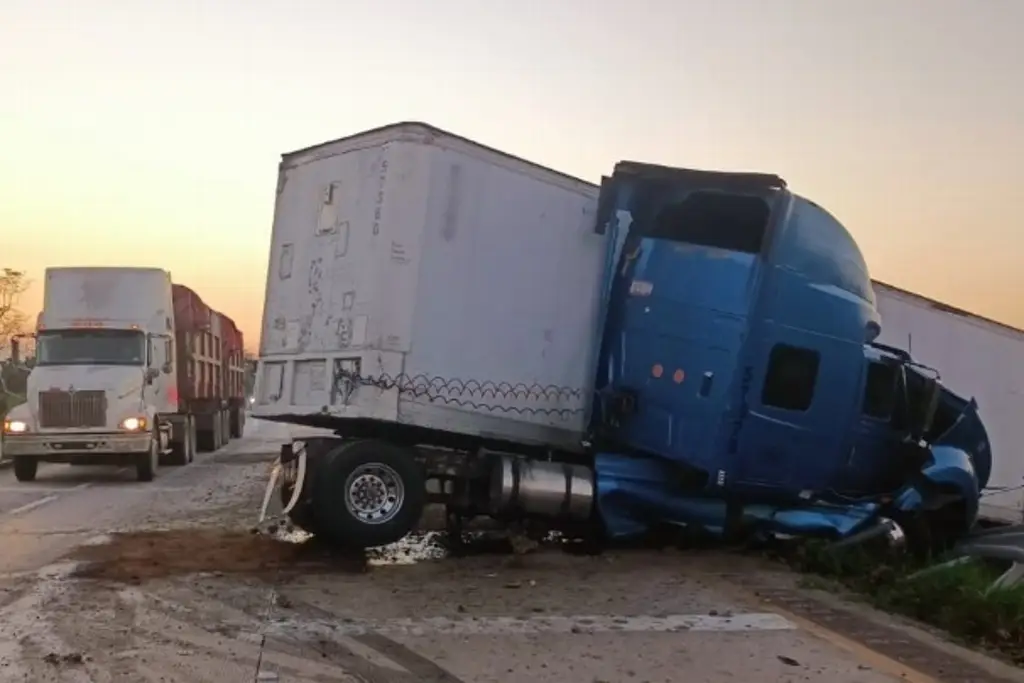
[252,123,989,552]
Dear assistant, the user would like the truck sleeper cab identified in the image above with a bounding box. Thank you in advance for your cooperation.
[261,156,985,552]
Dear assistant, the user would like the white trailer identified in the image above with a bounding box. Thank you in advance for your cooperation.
[253,121,606,451]
[873,281,1024,524]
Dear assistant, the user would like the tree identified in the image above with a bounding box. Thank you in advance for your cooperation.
[0,268,30,356]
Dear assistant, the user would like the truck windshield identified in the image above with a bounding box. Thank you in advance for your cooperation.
[36,329,146,367]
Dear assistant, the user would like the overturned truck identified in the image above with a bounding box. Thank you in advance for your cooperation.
[253,122,990,552]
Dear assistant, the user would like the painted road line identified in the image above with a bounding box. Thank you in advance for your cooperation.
[2,483,90,517]
[7,496,59,516]
[267,612,797,638]
[0,484,92,494]
[699,574,949,683]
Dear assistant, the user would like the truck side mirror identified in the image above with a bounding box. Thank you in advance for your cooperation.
[9,338,19,364]
[161,361,173,374]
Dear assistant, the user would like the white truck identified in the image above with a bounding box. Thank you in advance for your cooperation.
[1,267,247,482]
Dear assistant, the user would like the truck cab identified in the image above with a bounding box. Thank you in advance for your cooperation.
[589,162,985,539]
[2,267,178,482]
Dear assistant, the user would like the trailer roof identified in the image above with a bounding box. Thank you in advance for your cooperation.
[282,121,597,189]
[873,279,1024,339]
[282,124,1021,342]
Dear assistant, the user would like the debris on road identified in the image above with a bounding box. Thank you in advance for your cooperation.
[42,651,85,666]
[69,528,367,582]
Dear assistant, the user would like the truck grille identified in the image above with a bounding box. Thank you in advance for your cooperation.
[38,390,107,428]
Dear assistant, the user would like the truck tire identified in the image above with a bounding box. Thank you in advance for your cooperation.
[213,412,224,451]
[230,407,244,439]
[135,434,159,482]
[168,416,195,466]
[186,416,196,463]
[13,457,38,482]
[311,440,426,549]
[197,413,221,453]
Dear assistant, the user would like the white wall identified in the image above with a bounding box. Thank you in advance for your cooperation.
[875,283,1024,523]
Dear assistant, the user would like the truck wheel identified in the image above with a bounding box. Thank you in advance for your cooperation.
[168,416,195,466]
[186,416,196,463]
[213,412,224,450]
[312,440,426,549]
[135,435,158,482]
[13,457,38,482]
[230,407,244,439]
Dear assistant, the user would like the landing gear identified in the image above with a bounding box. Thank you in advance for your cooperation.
[443,508,467,555]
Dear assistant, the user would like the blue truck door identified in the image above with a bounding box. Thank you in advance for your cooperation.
[612,239,750,471]
[844,358,902,494]
[729,327,863,496]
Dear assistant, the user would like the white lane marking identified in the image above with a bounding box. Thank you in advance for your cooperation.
[7,495,59,516]
[1,483,89,517]
[267,612,797,637]
[0,487,80,493]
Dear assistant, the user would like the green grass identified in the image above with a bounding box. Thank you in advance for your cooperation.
[787,540,1024,664]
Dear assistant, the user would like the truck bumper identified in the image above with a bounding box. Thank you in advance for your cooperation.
[2,433,153,458]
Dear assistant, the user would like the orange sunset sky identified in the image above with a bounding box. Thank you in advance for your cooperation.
[2,0,1021,351]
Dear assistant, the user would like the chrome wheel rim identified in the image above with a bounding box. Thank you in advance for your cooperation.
[344,463,405,525]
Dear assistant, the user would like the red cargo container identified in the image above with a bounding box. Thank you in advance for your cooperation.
[171,284,247,450]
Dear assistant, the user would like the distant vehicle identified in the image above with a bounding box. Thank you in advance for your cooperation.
[2,267,246,482]
[253,122,988,553]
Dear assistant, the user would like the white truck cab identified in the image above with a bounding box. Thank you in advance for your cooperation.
[2,267,179,482]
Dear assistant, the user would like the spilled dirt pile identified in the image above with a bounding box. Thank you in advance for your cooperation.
[68,529,368,583]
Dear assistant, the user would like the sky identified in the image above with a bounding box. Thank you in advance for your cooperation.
[1,0,1022,351]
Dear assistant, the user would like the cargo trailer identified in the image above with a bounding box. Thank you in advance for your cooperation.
[254,121,604,451]
[172,284,247,451]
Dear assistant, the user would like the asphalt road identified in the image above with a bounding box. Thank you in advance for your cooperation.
[0,422,1018,682]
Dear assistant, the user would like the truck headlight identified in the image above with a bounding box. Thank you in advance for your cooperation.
[2,420,27,434]
[119,417,147,432]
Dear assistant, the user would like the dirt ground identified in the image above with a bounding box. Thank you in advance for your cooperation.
[1,440,1023,683]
